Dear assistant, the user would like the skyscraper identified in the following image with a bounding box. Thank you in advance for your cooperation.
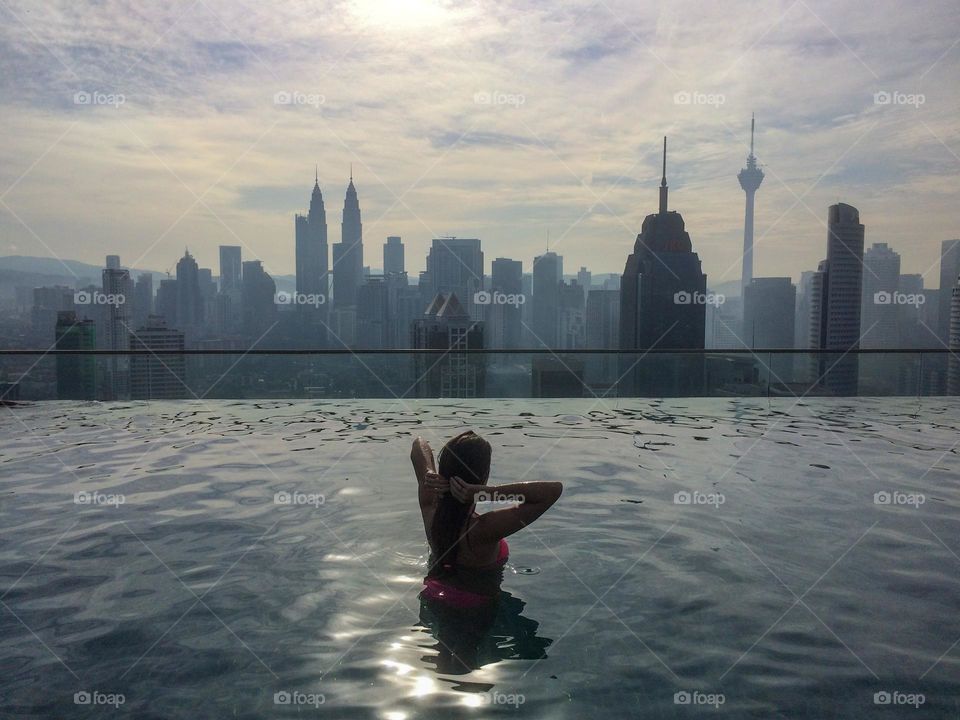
[384,236,404,275]
[333,170,363,309]
[175,249,203,333]
[133,273,153,329]
[860,242,901,349]
[490,257,523,349]
[130,315,186,399]
[411,293,485,397]
[743,277,796,383]
[532,251,562,347]
[101,260,133,400]
[619,137,707,395]
[295,171,330,345]
[949,273,960,395]
[241,260,277,340]
[423,237,484,319]
[809,203,865,394]
[55,311,97,400]
[219,245,242,292]
[937,239,960,344]
[738,115,764,292]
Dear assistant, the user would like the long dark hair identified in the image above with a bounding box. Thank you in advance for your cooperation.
[428,430,492,576]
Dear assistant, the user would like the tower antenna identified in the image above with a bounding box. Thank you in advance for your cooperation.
[659,136,668,214]
[750,112,755,158]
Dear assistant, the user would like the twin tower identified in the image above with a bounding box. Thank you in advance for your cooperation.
[294,169,363,312]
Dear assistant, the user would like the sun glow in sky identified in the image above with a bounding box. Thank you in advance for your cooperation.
[0,0,958,287]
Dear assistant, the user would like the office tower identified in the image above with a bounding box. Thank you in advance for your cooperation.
[133,273,153,328]
[105,255,120,270]
[809,203,865,395]
[31,286,76,339]
[156,278,177,325]
[295,172,330,345]
[356,276,389,348]
[101,262,133,400]
[559,280,585,349]
[949,274,960,395]
[795,271,816,349]
[384,236,404,275]
[619,137,707,395]
[738,114,764,292]
[707,295,744,349]
[532,251,562,347]
[175,249,203,334]
[130,315,186,399]
[743,277,796,383]
[489,257,523,349]
[938,240,960,344]
[424,237,485,320]
[241,260,277,339]
[860,243,900,348]
[577,267,592,301]
[333,170,363,309]
[411,292,485,397]
[219,245,242,292]
[585,288,620,387]
[55,311,96,400]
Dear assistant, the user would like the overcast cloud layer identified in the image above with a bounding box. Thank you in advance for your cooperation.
[0,0,957,287]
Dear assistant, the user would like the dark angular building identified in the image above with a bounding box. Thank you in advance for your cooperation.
[55,311,97,400]
[411,293,485,398]
[619,138,707,396]
[295,170,329,345]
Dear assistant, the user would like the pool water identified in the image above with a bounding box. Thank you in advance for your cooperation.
[1,398,958,718]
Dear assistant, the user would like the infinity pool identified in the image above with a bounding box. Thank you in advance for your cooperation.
[1,398,958,718]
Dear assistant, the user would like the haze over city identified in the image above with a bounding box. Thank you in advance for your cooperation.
[1,0,958,285]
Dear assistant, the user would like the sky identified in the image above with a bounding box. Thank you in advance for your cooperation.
[0,0,958,289]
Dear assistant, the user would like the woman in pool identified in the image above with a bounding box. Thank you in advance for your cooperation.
[410,431,561,672]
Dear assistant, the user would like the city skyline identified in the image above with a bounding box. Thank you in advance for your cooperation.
[0,1,958,289]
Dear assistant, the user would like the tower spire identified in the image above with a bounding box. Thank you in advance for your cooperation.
[749,112,755,158]
[659,136,668,214]
[315,164,319,184]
